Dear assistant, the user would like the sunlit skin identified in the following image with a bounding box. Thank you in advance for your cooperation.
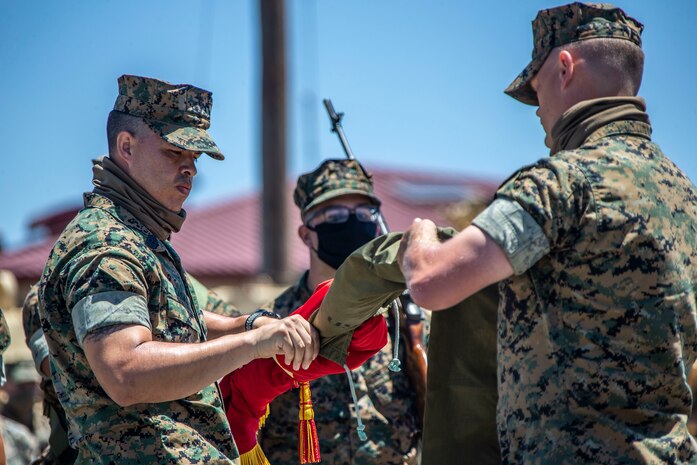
[114,125,200,211]
[531,49,579,148]
[79,125,320,407]
[397,218,512,310]
[298,194,377,289]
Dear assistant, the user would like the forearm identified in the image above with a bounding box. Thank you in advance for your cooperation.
[125,335,259,402]
[86,327,260,406]
[85,315,318,407]
[203,310,247,339]
[204,310,279,339]
[401,224,512,310]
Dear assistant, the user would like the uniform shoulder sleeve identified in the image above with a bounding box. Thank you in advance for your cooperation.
[61,227,154,344]
[495,157,593,255]
[472,198,550,275]
[21,284,48,373]
[63,244,149,309]
[21,284,42,346]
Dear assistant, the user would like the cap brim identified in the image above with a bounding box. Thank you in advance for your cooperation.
[145,120,225,160]
[303,188,382,215]
[504,59,541,106]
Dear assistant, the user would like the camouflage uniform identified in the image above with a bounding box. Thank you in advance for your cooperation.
[37,75,237,464]
[258,272,419,465]
[258,158,419,464]
[39,193,237,464]
[469,4,697,463]
[24,275,236,465]
[0,308,9,386]
[0,414,40,465]
[188,275,241,318]
[473,117,697,464]
[22,284,77,464]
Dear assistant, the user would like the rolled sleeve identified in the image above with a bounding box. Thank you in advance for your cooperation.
[472,198,550,275]
[71,291,151,347]
[29,328,49,373]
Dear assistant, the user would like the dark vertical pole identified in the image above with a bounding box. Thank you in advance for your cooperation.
[260,0,288,283]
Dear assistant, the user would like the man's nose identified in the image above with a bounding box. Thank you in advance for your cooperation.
[181,154,198,177]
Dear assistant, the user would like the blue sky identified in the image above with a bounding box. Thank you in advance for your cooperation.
[1,0,696,250]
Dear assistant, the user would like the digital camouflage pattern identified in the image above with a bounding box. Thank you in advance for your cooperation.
[22,285,42,360]
[257,272,419,465]
[22,284,78,465]
[487,118,697,464]
[0,307,9,387]
[113,74,224,160]
[0,308,9,356]
[188,275,242,318]
[505,2,644,105]
[38,192,237,464]
[23,278,236,465]
[1,414,40,465]
[294,159,381,215]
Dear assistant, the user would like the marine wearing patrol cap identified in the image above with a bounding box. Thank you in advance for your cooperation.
[113,74,225,160]
[505,2,644,105]
[293,158,381,216]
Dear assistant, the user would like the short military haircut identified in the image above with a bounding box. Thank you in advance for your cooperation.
[106,110,145,156]
[567,38,645,96]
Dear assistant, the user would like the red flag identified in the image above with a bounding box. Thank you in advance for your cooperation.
[220,279,388,464]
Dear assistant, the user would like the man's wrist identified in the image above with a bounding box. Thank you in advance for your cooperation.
[245,309,281,331]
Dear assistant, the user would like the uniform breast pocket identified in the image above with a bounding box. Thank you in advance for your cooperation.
[154,296,203,343]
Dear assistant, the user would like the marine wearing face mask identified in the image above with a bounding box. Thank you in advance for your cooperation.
[305,203,379,269]
[295,158,381,270]
[256,158,421,465]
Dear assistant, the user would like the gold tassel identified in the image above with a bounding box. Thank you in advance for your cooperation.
[239,443,271,465]
[298,381,321,464]
[258,404,270,429]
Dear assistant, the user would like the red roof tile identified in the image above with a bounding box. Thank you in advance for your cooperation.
[0,239,56,280]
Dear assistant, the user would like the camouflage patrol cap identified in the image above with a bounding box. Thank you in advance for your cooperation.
[113,75,225,160]
[294,159,381,216]
[505,2,644,106]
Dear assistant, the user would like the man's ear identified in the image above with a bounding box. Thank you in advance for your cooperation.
[115,131,135,168]
[558,49,575,90]
[298,224,313,247]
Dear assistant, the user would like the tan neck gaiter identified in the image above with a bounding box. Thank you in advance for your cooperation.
[92,156,185,241]
[549,96,649,155]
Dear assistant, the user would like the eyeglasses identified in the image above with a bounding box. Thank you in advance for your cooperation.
[304,204,379,226]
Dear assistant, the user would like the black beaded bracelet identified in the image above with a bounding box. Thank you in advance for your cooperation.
[245,309,281,331]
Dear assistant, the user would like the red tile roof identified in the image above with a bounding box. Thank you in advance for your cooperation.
[0,167,499,282]
[0,240,55,280]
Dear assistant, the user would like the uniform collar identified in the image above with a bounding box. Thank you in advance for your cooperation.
[83,192,166,252]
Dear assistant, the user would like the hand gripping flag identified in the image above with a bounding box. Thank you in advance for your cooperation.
[219,279,388,465]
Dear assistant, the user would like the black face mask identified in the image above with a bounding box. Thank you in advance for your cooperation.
[308,215,378,269]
